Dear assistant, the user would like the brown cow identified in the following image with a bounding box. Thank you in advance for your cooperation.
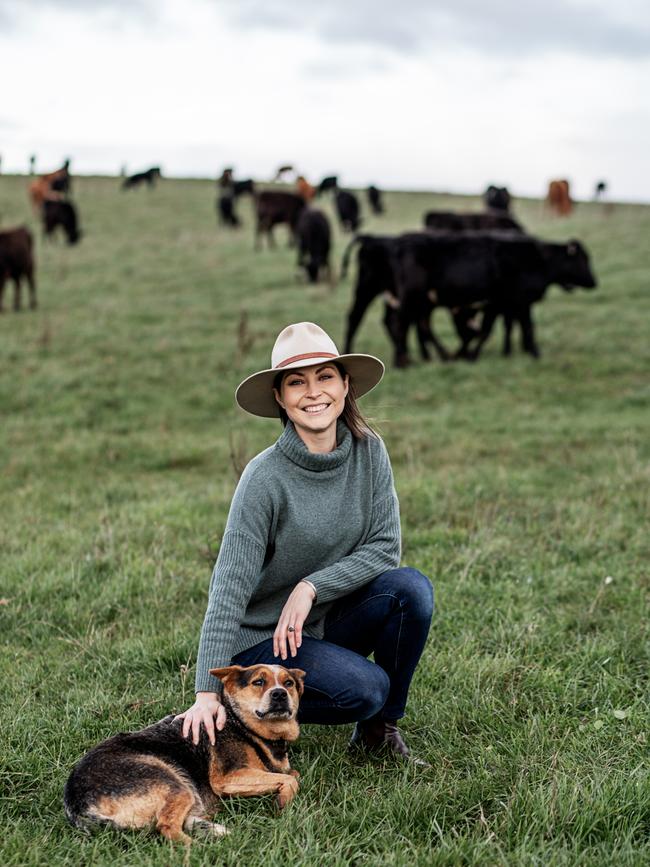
[254,191,306,250]
[546,179,572,216]
[296,175,315,202]
[0,227,37,311]
[28,161,71,211]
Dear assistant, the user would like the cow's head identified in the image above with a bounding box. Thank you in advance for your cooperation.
[560,239,597,291]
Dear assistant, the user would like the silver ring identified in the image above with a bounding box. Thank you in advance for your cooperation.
[287,626,295,633]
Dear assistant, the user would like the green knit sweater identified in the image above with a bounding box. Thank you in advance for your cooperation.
[194,419,401,693]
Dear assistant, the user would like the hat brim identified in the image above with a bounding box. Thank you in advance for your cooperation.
[235,353,385,418]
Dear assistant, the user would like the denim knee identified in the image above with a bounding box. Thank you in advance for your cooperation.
[355,663,390,720]
[384,566,434,620]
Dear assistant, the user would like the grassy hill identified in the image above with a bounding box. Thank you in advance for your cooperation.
[1,174,648,866]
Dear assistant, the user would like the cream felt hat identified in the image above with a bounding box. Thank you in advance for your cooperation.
[235,322,385,418]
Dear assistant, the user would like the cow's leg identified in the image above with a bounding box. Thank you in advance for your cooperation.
[420,308,450,361]
[502,311,515,356]
[416,319,431,361]
[344,278,379,352]
[451,308,480,358]
[13,278,22,311]
[519,306,540,358]
[383,305,410,368]
[467,305,500,360]
[255,218,263,251]
[0,276,5,312]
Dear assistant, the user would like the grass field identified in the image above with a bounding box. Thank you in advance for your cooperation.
[1,174,648,866]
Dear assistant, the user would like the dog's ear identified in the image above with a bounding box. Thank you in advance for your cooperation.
[209,665,248,685]
[288,668,307,696]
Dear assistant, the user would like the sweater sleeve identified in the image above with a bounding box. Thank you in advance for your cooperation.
[194,463,271,693]
[305,437,401,604]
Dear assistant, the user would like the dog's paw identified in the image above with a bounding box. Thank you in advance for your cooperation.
[188,817,229,838]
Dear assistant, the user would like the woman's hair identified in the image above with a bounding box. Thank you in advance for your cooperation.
[273,362,378,440]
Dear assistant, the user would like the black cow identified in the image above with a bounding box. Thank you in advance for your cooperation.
[335,190,361,232]
[122,167,161,190]
[484,185,511,213]
[0,226,36,311]
[218,196,240,227]
[42,200,81,245]
[341,234,480,362]
[317,176,338,195]
[386,231,597,367]
[233,179,255,196]
[424,211,522,232]
[254,191,306,249]
[367,185,384,215]
[296,208,332,284]
[217,179,255,228]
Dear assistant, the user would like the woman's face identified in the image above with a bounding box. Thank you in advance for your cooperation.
[274,364,349,440]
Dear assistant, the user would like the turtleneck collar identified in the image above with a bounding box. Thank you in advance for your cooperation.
[276,419,352,471]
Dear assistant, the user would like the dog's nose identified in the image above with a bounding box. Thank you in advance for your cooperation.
[270,689,287,702]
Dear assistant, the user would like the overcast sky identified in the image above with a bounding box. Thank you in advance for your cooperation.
[1,0,649,200]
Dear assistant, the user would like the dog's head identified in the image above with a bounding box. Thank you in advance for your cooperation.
[209,664,306,741]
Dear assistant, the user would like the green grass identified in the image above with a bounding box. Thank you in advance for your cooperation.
[1,174,648,866]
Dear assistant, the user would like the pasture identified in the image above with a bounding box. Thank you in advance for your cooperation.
[1,174,648,866]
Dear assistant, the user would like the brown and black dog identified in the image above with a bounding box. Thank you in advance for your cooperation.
[64,664,305,844]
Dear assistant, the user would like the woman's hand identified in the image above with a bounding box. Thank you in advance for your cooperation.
[273,581,316,660]
[174,692,226,746]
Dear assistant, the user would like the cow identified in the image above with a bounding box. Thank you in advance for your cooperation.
[335,190,361,232]
[49,159,72,195]
[385,231,597,367]
[218,178,255,228]
[317,175,338,195]
[546,180,572,216]
[594,180,607,200]
[122,167,161,190]
[296,208,332,285]
[254,190,306,249]
[367,185,384,215]
[42,200,81,245]
[0,227,36,312]
[340,234,480,362]
[484,185,511,213]
[233,179,255,196]
[296,176,316,202]
[424,210,523,232]
[218,195,240,227]
[28,161,71,211]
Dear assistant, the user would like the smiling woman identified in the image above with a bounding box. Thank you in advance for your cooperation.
[175,322,434,764]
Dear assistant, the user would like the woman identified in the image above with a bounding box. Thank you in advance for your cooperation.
[177,322,433,762]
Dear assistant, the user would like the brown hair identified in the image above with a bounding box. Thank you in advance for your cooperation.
[273,362,378,440]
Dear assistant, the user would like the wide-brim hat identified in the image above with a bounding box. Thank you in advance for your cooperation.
[235,322,385,418]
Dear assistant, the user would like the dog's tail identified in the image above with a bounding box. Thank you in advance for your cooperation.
[63,776,94,834]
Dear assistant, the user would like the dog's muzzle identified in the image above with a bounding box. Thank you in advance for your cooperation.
[255,689,291,719]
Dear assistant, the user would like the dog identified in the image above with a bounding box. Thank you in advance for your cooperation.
[63,664,305,844]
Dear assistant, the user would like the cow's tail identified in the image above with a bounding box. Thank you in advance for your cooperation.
[340,234,369,281]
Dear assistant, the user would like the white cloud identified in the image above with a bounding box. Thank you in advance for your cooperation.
[0,0,648,201]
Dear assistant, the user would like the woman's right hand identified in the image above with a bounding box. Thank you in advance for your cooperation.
[174,692,226,746]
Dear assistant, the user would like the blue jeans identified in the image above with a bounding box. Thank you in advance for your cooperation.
[232,567,434,724]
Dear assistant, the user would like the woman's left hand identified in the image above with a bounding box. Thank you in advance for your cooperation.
[273,581,316,660]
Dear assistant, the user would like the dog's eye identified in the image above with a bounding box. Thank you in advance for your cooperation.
[284,680,294,688]
[252,679,265,687]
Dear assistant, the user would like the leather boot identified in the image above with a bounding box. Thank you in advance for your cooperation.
[349,716,430,766]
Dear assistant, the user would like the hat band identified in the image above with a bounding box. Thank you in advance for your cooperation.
[275,351,337,369]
